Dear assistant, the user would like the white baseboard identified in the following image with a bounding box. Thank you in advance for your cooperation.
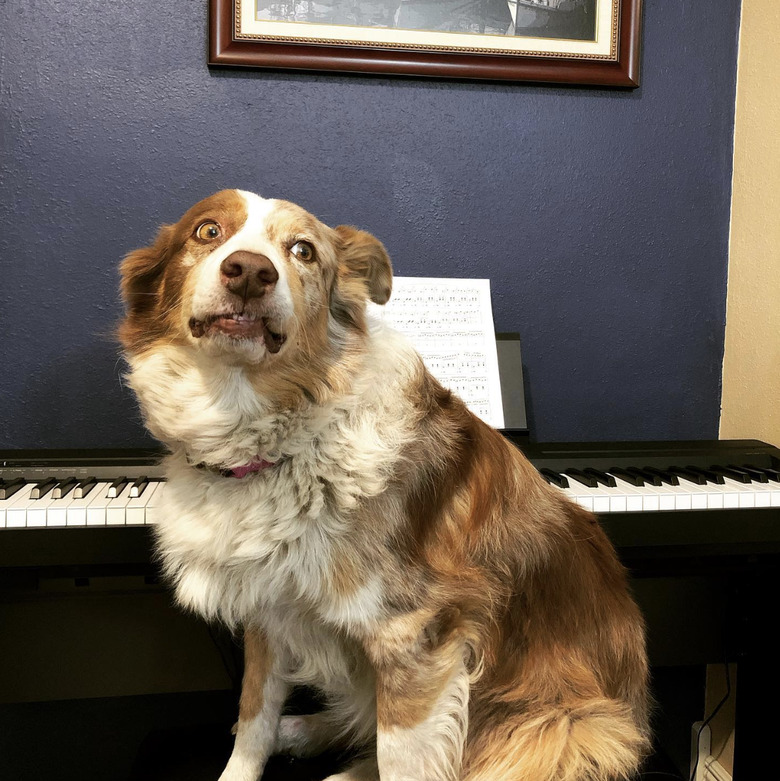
[691,723,733,781]
[702,755,732,781]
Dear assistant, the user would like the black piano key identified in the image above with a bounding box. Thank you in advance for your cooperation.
[728,464,766,483]
[668,466,707,485]
[608,467,645,486]
[564,469,599,488]
[30,478,57,499]
[684,466,725,485]
[582,468,617,487]
[107,476,130,498]
[743,464,780,482]
[709,465,751,484]
[0,478,26,500]
[52,478,78,499]
[130,476,150,498]
[540,469,569,488]
[627,467,661,486]
[729,464,768,484]
[642,467,679,486]
[74,477,97,499]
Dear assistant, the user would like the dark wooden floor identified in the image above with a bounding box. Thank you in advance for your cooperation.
[0,689,689,781]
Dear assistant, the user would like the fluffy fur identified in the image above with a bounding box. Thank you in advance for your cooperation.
[119,189,650,781]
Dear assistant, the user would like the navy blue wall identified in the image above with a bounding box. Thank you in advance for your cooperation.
[0,1,740,447]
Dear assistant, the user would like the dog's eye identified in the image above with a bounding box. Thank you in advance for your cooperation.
[291,241,315,262]
[196,221,222,241]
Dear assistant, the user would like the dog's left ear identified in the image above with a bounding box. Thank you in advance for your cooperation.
[330,226,393,330]
[334,225,392,305]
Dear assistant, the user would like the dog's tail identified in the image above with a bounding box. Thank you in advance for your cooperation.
[462,697,649,781]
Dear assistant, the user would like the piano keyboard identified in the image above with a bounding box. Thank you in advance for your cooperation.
[3,440,780,529]
[0,451,165,529]
[1,440,779,554]
[3,462,780,531]
[541,465,780,513]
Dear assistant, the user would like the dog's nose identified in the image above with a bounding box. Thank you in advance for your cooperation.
[220,251,279,299]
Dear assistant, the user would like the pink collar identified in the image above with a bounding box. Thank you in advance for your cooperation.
[227,458,276,479]
[195,457,276,479]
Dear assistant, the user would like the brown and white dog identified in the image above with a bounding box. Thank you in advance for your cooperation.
[119,190,650,781]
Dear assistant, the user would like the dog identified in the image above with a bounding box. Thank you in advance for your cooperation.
[119,189,650,781]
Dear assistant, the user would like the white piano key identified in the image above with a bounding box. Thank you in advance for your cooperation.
[618,480,677,511]
[26,492,58,527]
[67,482,110,526]
[735,477,773,507]
[703,484,725,509]
[674,480,713,511]
[723,476,757,508]
[595,476,656,511]
[709,479,741,509]
[563,478,654,515]
[125,480,163,525]
[106,485,134,525]
[5,483,37,529]
[556,472,779,515]
[46,494,73,526]
[86,484,114,526]
[608,477,646,512]
[695,477,763,509]
[1,483,36,528]
[561,487,594,512]
[589,483,627,514]
[653,481,689,511]
[631,484,661,512]
[688,482,710,510]
[145,482,164,524]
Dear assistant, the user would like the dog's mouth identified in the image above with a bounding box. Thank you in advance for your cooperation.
[188,313,287,353]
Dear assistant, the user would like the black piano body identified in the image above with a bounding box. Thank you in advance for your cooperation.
[1,437,777,779]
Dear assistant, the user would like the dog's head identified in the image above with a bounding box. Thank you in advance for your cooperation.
[119,190,392,371]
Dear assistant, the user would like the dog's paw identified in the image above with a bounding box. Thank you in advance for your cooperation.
[230,720,238,736]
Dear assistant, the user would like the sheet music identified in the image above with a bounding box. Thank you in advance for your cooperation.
[369,277,505,428]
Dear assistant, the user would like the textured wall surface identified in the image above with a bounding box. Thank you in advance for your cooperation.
[720,0,780,448]
[0,1,740,447]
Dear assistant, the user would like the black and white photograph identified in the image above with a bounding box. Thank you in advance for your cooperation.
[223,0,634,84]
[255,0,597,41]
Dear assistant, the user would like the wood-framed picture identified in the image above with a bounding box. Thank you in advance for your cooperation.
[209,0,641,86]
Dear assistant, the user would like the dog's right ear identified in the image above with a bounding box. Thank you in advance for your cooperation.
[119,224,176,316]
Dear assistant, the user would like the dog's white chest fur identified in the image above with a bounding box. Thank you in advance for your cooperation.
[132,330,417,634]
[158,460,380,629]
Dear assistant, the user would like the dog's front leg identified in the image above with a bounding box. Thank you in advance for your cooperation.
[219,626,288,781]
[372,631,469,781]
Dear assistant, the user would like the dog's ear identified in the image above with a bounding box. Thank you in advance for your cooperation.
[329,226,393,332]
[334,226,392,306]
[119,224,177,316]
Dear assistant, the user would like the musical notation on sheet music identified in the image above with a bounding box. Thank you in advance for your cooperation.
[369,278,504,428]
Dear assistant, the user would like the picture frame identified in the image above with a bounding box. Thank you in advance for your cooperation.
[209,0,641,86]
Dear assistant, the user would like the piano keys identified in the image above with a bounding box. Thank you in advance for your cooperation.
[512,436,780,512]
[1,439,779,566]
[0,449,165,531]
